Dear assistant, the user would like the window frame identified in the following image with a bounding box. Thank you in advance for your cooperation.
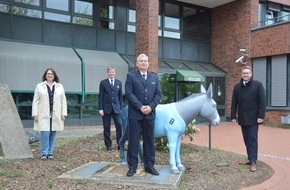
[98,0,115,29]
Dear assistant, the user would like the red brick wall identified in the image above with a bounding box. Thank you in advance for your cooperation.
[251,24,290,58]
[212,0,290,126]
[211,0,253,117]
[135,0,159,73]
[250,0,290,58]
[266,111,290,127]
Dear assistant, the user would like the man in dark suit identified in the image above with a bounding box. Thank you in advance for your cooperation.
[125,53,162,177]
[231,65,266,172]
[98,67,123,151]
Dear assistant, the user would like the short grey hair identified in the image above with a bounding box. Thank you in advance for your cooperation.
[107,66,115,72]
[136,53,148,62]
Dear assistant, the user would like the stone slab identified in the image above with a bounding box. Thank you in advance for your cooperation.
[59,162,182,189]
[0,84,33,159]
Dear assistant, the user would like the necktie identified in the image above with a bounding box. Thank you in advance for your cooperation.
[142,74,146,80]
[110,79,113,86]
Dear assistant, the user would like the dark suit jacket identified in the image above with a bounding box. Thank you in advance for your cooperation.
[231,79,266,126]
[98,78,123,114]
[125,70,161,120]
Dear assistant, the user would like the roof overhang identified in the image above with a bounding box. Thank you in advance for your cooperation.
[177,0,236,8]
[0,40,129,94]
[176,70,205,82]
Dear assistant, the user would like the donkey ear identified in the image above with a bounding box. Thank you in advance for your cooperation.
[201,85,206,93]
[206,83,213,98]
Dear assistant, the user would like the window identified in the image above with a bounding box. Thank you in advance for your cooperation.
[127,0,135,32]
[14,0,40,6]
[46,0,68,12]
[271,55,287,106]
[72,16,93,26]
[44,12,70,22]
[12,6,42,18]
[66,94,81,119]
[164,3,180,39]
[12,93,34,120]
[253,55,290,107]
[258,1,290,27]
[214,77,225,105]
[73,0,93,26]
[206,77,226,119]
[158,14,162,36]
[281,7,290,22]
[199,9,210,34]
[7,0,41,18]
[83,94,97,118]
[159,73,176,103]
[128,9,135,23]
[44,0,70,23]
[0,3,10,13]
[74,0,92,15]
[266,8,279,24]
[182,7,197,35]
[99,0,114,29]
[164,3,179,30]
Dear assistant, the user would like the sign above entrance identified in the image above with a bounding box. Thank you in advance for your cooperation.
[176,70,205,82]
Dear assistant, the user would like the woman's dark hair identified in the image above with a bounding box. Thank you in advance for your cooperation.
[42,68,59,83]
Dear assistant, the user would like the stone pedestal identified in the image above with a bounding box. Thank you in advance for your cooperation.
[0,84,33,159]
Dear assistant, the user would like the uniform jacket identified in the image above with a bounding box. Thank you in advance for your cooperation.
[125,70,162,120]
[98,78,123,114]
[32,82,67,131]
[231,79,266,126]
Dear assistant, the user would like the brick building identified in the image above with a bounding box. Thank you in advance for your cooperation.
[210,0,290,126]
[0,0,289,127]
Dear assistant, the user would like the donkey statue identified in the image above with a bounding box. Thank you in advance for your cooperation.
[119,84,220,173]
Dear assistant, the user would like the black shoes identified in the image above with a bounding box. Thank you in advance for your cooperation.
[126,169,136,177]
[41,154,54,160]
[144,167,159,176]
[250,163,257,172]
[41,155,47,161]
[106,147,112,151]
[238,160,251,165]
[127,167,159,177]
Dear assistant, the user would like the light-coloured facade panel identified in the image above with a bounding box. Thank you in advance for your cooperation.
[0,40,82,93]
[75,48,128,94]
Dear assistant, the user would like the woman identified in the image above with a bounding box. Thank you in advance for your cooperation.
[32,68,67,160]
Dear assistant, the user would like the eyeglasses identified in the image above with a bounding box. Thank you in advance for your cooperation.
[46,73,54,76]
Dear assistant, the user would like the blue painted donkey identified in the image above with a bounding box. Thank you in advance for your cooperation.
[119,84,220,173]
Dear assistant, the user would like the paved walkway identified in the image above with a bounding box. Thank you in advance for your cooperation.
[182,122,290,190]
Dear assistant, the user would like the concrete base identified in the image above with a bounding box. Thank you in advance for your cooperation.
[59,162,182,189]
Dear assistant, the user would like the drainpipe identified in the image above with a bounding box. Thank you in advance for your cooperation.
[73,48,85,126]
[119,54,131,72]
[119,54,131,100]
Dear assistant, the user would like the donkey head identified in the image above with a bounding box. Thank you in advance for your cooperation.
[199,84,220,126]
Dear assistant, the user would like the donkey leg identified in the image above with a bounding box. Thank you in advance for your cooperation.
[119,127,128,166]
[138,141,144,166]
[167,133,180,174]
[176,135,185,171]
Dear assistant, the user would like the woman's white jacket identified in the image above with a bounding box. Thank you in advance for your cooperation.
[32,82,67,131]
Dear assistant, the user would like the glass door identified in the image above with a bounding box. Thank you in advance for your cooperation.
[177,82,200,101]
